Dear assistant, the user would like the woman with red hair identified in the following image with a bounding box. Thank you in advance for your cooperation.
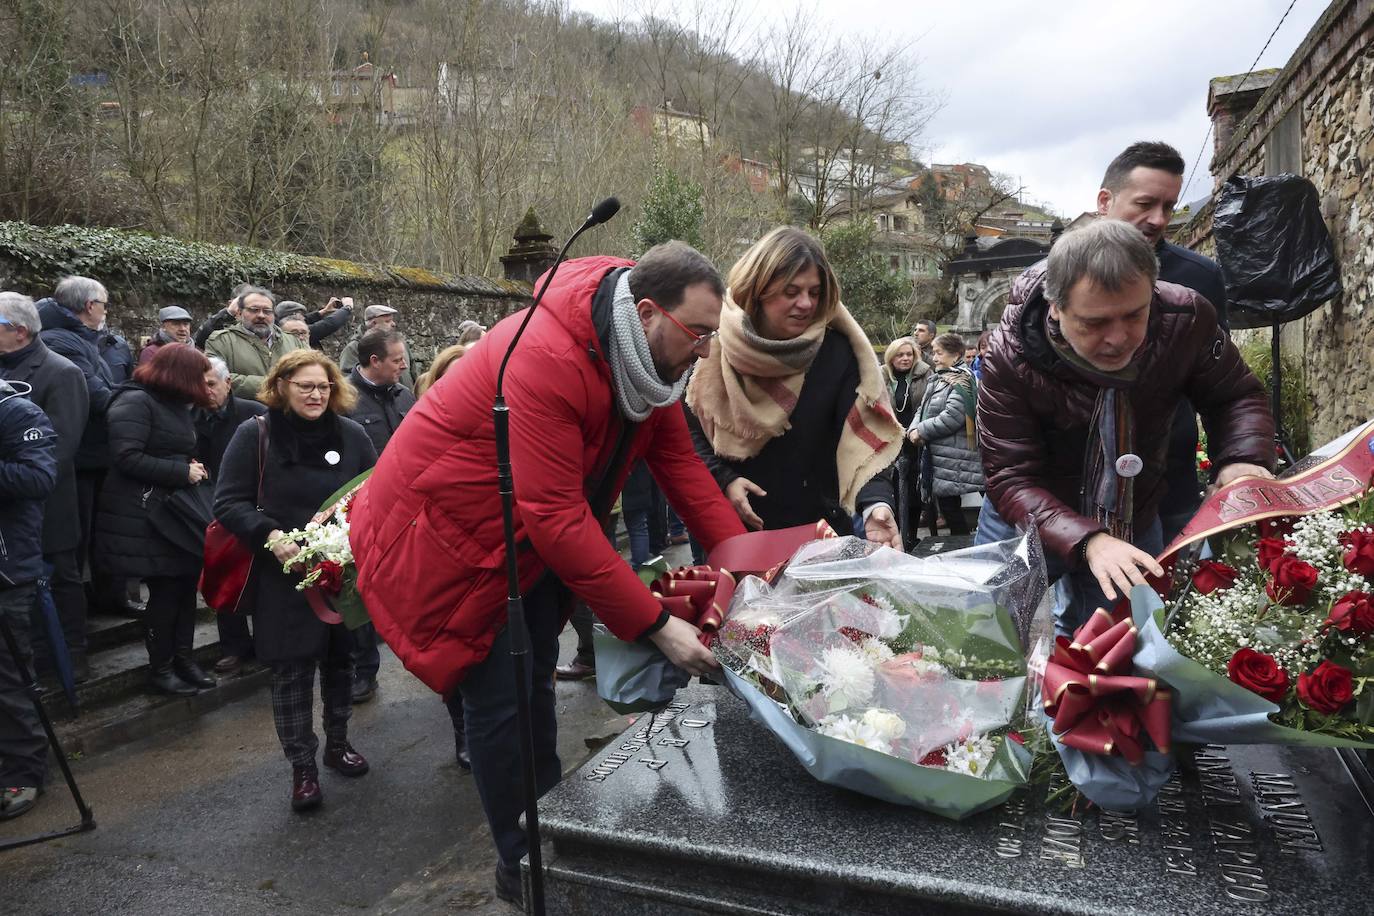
[94,343,217,696]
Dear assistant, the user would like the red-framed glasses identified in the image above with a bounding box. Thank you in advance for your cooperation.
[649,300,717,349]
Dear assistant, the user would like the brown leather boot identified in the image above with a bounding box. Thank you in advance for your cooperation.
[323,740,370,777]
[291,765,323,811]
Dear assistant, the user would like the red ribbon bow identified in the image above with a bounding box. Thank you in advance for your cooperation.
[650,566,737,647]
[1042,608,1172,765]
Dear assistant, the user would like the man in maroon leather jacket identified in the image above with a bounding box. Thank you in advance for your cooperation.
[974,219,1275,632]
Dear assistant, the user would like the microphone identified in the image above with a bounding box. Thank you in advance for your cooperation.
[587,196,621,227]
[489,196,619,916]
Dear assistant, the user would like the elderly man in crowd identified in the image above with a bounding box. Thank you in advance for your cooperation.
[339,305,416,390]
[0,293,89,680]
[974,219,1275,633]
[275,297,353,348]
[36,276,140,650]
[0,376,58,822]
[278,315,311,347]
[196,356,267,675]
[343,327,416,704]
[139,305,194,365]
[205,285,305,399]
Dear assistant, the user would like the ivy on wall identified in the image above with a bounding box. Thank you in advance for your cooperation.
[0,222,530,300]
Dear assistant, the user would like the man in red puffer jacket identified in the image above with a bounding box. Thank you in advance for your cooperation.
[349,242,744,904]
[973,219,1274,633]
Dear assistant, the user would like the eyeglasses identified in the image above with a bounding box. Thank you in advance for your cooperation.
[649,301,717,350]
[287,381,333,396]
[90,300,108,308]
[243,307,274,317]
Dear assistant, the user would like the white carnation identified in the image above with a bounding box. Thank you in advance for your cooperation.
[817,645,877,709]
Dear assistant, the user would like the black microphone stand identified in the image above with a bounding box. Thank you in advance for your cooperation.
[493,197,619,916]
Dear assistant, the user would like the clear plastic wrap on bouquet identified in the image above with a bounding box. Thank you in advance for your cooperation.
[716,530,1048,819]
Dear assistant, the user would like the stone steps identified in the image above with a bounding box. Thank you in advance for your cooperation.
[36,603,272,757]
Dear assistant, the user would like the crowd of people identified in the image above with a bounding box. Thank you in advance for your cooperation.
[0,281,484,821]
[0,139,1281,909]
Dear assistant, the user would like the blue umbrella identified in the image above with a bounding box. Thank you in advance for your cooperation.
[35,563,77,708]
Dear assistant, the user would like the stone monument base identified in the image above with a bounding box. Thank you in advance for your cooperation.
[535,685,1374,915]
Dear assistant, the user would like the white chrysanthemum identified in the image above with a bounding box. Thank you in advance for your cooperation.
[944,735,997,777]
[818,714,892,755]
[860,707,906,740]
[859,637,894,665]
[817,645,877,708]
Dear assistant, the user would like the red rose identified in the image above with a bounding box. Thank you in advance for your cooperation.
[1226,648,1290,703]
[314,560,344,595]
[1325,591,1374,636]
[1193,560,1240,595]
[918,748,947,767]
[1256,537,1292,573]
[1266,555,1318,606]
[1342,529,1374,577]
[1296,660,1355,714]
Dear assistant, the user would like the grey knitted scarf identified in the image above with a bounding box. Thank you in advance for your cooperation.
[608,271,687,421]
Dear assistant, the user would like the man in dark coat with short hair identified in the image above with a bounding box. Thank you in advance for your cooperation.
[974,220,1274,633]
[345,328,415,457]
[0,292,92,677]
[342,327,415,702]
[0,377,57,821]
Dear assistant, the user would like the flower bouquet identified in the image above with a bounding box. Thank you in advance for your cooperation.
[265,470,373,630]
[1053,421,1374,810]
[715,529,1048,820]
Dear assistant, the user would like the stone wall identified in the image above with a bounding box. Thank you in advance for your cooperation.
[1179,0,1374,445]
[0,222,534,371]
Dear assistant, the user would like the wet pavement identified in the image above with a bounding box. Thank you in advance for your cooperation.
[1,617,651,915]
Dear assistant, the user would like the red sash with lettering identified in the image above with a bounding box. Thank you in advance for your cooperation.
[1159,421,1374,567]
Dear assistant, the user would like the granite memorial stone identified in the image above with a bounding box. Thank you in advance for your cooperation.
[536,684,1374,915]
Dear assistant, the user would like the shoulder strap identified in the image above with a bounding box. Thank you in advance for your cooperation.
[254,414,268,508]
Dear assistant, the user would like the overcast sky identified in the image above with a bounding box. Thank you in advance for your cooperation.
[568,0,1331,216]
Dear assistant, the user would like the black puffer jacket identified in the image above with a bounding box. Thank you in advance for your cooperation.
[94,384,204,578]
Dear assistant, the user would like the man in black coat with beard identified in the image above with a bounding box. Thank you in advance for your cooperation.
[0,292,91,679]
[196,356,266,675]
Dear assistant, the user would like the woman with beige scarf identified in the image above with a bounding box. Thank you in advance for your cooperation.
[685,227,904,547]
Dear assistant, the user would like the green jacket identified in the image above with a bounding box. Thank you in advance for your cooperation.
[206,324,307,398]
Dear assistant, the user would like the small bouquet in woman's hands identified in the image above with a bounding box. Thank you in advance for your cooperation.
[265,470,372,628]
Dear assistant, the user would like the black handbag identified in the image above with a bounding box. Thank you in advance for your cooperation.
[147,482,215,558]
